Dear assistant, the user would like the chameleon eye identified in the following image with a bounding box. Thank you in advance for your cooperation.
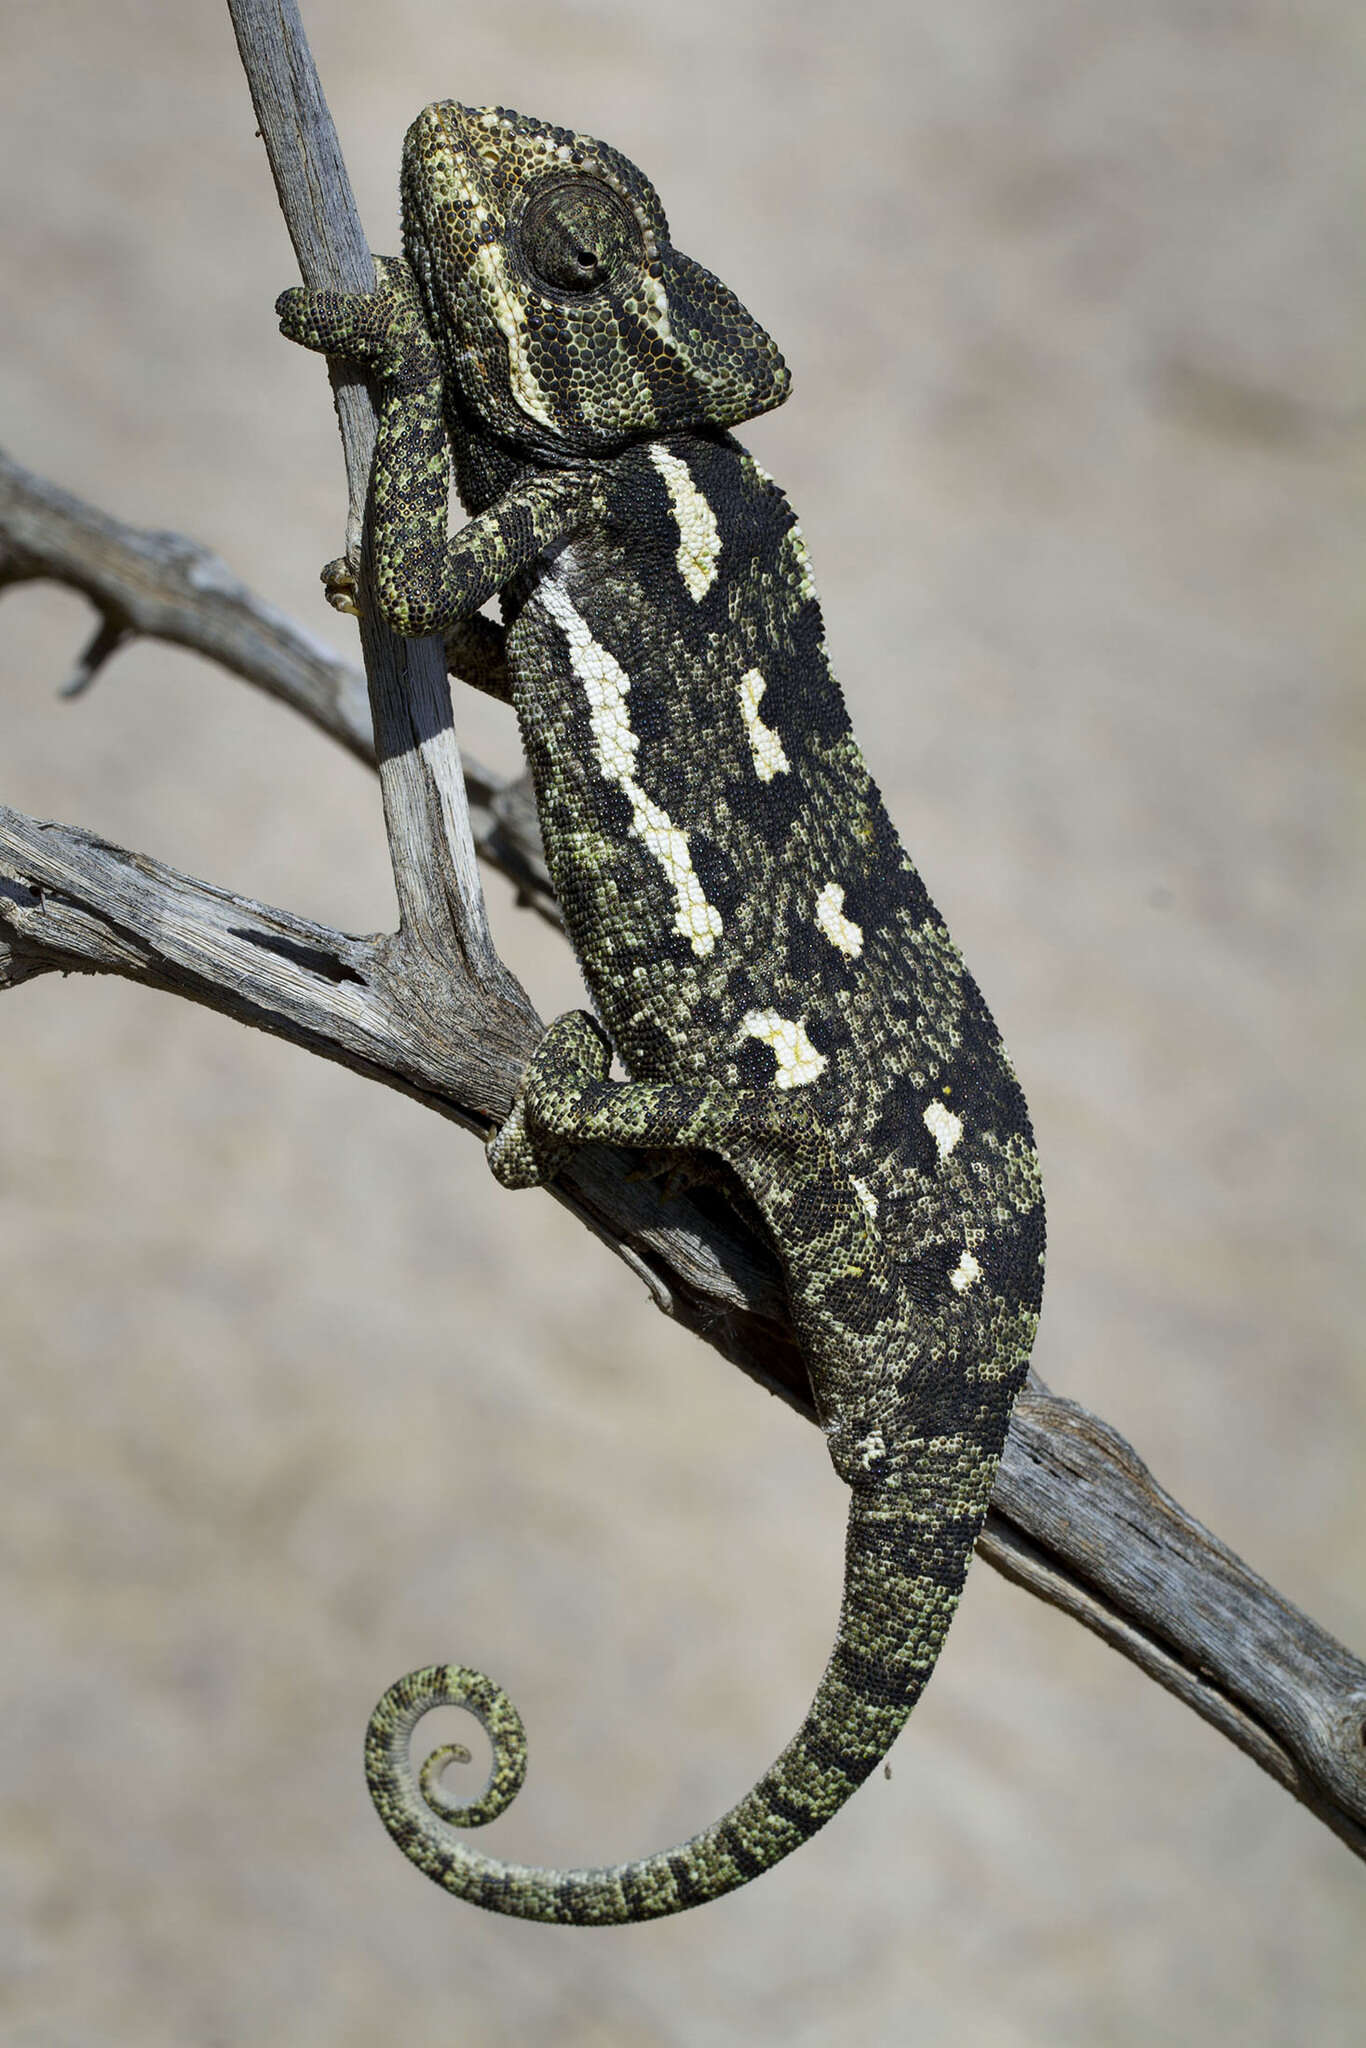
[517,177,645,296]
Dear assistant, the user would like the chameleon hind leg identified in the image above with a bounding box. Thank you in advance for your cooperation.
[486,1011,824,1193]
[486,1013,889,1456]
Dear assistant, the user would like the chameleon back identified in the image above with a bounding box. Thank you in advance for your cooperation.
[502,425,1041,1327]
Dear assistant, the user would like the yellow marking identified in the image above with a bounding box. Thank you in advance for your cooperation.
[923,1099,963,1159]
[950,1248,982,1293]
[473,243,558,432]
[423,113,554,426]
[739,1010,826,1089]
[539,581,724,956]
[738,669,790,782]
[635,272,674,342]
[815,881,863,958]
[648,446,721,600]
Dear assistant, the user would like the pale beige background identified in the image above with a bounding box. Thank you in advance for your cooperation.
[2,2,1363,2043]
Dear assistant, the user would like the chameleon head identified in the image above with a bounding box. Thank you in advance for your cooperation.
[400,101,791,454]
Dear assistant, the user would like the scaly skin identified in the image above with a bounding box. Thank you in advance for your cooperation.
[279,99,1045,1923]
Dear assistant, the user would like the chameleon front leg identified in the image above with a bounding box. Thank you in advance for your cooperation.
[324,552,513,702]
[277,261,596,639]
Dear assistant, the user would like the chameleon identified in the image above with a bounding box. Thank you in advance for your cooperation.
[277,99,1045,1925]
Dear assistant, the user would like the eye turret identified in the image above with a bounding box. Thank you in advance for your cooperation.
[516,177,645,296]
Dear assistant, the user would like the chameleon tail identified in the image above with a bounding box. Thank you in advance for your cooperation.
[364,1469,990,1923]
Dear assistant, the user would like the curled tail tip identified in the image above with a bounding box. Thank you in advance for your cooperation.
[366,1663,528,1835]
[360,1479,992,1923]
[360,1657,807,1924]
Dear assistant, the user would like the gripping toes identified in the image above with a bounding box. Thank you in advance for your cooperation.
[525,1012,616,1090]
[275,256,435,383]
[321,557,360,617]
[275,283,388,364]
[487,1012,614,1190]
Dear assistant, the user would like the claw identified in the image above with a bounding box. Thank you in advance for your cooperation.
[322,555,360,616]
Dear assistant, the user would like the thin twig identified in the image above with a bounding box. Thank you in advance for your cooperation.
[0,444,560,922]
[0,444,374,758]
[227,0,509,988]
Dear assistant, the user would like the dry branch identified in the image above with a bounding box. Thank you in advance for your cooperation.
[0,445,557,919]
[1,0,1363,1876]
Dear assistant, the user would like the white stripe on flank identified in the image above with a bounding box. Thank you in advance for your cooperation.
[648,445,721,601]
[538,581,724,957]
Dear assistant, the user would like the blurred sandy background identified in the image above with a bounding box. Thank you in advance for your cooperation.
[2,1,1363,2042]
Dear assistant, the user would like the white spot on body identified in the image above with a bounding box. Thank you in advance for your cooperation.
[851,1177,879,1223]
[923,1099,963,1159]
[648,446,721,600]
[950,1248,982,1293]
[739,1010,827,1089]
[814,881,863,958]
[538,581,724,956]
[737,669,790,782]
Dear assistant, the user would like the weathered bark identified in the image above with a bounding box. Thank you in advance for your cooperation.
[0,445,557,920]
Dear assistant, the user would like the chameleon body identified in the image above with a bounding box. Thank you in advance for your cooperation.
[278,100,1044,1924]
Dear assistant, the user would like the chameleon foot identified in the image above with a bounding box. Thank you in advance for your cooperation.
[487,1011,613,1189]
[322,555,360,616]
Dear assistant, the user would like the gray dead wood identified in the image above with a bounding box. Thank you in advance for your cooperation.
[2,0,1363,1874]
[0,446,557,919]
